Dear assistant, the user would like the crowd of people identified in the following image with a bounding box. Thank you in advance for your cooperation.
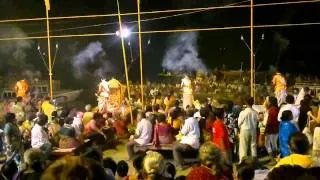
[0,75,320,180]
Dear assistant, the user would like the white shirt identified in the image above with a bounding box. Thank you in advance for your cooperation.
[31,124,50,148]
[278,104,300,130]
[238,107,258,131]
[180,117,200,149]
[72,117,84,137]
[134,118,153,145]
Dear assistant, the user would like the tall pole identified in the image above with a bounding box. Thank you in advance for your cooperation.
[250,0,254,100]
[116,0,133,124]
[44,0,53,100]
[137,0,144,109]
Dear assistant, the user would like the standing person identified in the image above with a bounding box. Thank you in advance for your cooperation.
[272,71,287,106]
[295,87,310,106]
[3,113,24,169]
[173,110,200,169]
[126,112,153,160]
[263,96,279,164]
[212,108,232,163]
[298,99,312,132]
[279,110,298,158]
[15,79,29,98]
[238,97,258,162]
[181,75,194,110]
[31,113,52,156]
[224,102,238,160]
[278,95,300,131]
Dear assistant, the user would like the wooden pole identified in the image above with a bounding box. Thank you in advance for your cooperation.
[46,8,53,100]
[116,0,134,124]
[250,0,254,100]
[137,0,144,109]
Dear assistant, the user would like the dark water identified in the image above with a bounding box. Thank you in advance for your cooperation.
[68,89,97,110]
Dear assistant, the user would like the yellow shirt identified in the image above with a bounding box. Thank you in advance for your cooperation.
[82,112,94,125]
[41,101,56,122]
[164,96,176,112]
[275,154,314,168]
[22,120,33,132]
[167,117,181,130]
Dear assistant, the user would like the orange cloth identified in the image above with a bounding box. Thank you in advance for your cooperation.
[15,80,29,98]
[272,73,287,93]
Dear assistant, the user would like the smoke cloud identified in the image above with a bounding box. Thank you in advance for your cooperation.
[274,32,290,66]
[162,32,207,73]
[0,24,33,72]
[72,42,115,80]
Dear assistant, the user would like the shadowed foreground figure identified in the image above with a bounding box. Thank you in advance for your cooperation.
[41,156,107,180]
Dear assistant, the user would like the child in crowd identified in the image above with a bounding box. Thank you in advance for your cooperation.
[116,160,129,180]
[279,110,298,157]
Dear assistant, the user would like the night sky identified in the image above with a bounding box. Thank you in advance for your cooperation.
[0,0,319,89]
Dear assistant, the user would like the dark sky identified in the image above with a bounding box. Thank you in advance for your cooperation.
[0,0,319,88]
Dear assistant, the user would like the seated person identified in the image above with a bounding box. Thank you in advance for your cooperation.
[103,157,117,178]
[126,112,153,160]
[153,113,173,146]
[116,160,129,180]
[267,165,311,180]
[59,117,80,149]
[72,112,84,138]
[84,113,106,138]
[128,154,145,180]
[187,142,233,180]
[279,110,298,157]
[234,161,255,180]
[13,148,45,180]
[31,113,52,156]
[48,111,61,147]
[173,110,200,169]
[167,109,182,135]
[238,157,269,180]
[82,104,94,125]
[41,156,107,180]
[142,151,166,180]
[275,132,315,168]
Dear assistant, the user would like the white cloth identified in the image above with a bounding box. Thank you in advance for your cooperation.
[313,127,320,159]
[275,90,287,106]
[238,107,258,131]
[254,169,269,180]
[181,77,194,110]
[72,117,84,137]
[239,129,257,161]
[134,118,153,145]
[31,124,50,148]
[265,134,278,153]
[278,104,300,130]
[295,88,305,106]
[180,117,200,149]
